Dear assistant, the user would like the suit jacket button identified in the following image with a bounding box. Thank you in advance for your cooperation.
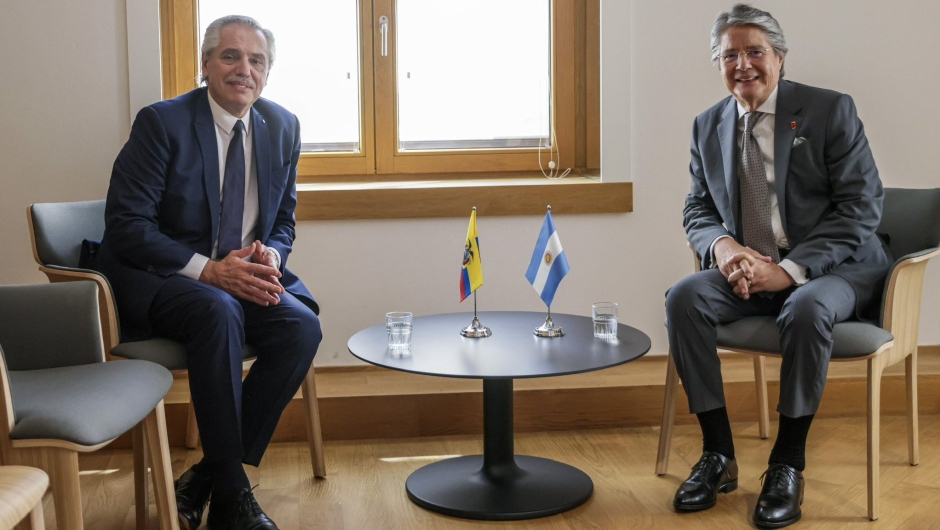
[147,266,155,272]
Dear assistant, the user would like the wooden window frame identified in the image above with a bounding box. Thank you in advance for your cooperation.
[159,0,631,219]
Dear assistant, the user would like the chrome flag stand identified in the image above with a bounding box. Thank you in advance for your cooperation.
[461,291,492,338]
[534,305,564,337]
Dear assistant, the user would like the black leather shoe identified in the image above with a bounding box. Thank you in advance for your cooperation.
[207,487,279,530]
[753,463,804,528]
[175,465,213,530]
[673,451,739,512]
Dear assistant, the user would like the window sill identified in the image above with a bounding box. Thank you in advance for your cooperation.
[295,177,632,220]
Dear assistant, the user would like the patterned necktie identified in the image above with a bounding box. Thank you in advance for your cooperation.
[740,112,780,263]
[217,120,246,258]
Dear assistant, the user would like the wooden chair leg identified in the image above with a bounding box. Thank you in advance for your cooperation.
[184,400,200,449]
[906,350,919,466]
[133,422,150,529]
[867,356,885,521]
[753,355,770,439]
[655,352,680,475]
[143,401,179,530]
[11,447,83,530]
[301,364,327,478]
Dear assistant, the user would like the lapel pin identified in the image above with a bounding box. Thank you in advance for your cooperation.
[790,121,797,129]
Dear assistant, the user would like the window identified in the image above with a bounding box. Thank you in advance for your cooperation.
[395,1,550,152]
[159,0,600,184]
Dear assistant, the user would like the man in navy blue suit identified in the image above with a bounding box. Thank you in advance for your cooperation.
[96,15,320,530]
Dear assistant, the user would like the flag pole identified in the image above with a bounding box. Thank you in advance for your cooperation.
[461,281,491,338]
[461,207,491,338]
[534,205,565,337]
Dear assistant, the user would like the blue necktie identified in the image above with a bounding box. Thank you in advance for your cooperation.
[218,120,246,257]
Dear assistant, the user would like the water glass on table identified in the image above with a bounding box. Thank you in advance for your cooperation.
[386,312,413,350]
[592,302,618,339]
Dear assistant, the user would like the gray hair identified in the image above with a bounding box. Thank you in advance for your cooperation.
[711,4,788,77]
[201,15,276,84]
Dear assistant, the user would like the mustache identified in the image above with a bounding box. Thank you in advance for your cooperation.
[225,75,255,88]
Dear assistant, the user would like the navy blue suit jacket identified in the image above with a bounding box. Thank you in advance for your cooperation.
[97,87,317,340]
[684,80,891,321]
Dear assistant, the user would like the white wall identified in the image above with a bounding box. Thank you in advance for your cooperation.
[1,0,129,268]
[2,0,938,366]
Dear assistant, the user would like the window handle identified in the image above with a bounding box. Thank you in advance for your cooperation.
[379,16,388,57]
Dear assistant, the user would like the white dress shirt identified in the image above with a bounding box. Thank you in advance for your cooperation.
[710,86,808,285]
[177,92,261,279]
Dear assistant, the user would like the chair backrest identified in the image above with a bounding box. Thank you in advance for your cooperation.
[0,283,105,371]
[880,188,940,260]
[28,200,105,268]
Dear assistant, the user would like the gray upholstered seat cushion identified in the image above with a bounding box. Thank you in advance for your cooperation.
[8,360,172,446]
[715,316,894,359]
[663,316,894,359]
[112,338,257,371]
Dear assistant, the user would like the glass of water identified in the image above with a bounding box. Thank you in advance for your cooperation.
[386,312,414,350]
[592,302,618,339]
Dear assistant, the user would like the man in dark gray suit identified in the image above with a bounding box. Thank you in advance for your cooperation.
[666,4,890,528]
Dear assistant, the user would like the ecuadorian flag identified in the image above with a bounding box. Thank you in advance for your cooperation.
[459,209,484,302]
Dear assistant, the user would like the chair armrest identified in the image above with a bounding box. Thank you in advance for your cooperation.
[879,247,940,357]
[687,242,702,273]
[889,247,940,266]
[0,346,16,438]
[0,345,16,439]
[38,266,119,357]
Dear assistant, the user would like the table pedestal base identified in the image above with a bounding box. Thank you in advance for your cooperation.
[406,379,592,520]
[406,455,593,520]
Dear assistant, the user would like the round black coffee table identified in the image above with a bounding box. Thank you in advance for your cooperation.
[347,311,650,520]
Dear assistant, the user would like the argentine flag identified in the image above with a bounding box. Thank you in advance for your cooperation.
[525,211,570,307]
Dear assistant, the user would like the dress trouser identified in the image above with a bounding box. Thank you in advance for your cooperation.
[150,276,322,466]
[665,268,856,418]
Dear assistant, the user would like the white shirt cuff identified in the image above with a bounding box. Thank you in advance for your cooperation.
[178,253,210,280]
[267,248,281,269]
[779,258,809,286]
[708,235,732,268]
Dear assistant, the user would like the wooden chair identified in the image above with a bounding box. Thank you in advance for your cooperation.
[26,200,327,520]
[0,282,177,530]
[0,466,48,530]
[655,187,940,521]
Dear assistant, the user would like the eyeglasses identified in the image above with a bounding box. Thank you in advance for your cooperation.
[720,48,772,64]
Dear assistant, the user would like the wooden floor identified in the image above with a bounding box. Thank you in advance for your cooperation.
[39,414,940,529]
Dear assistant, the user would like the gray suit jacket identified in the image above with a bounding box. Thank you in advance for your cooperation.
[683,80,891,321]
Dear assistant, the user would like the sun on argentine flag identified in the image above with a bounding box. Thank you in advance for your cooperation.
[525,209,570,307]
